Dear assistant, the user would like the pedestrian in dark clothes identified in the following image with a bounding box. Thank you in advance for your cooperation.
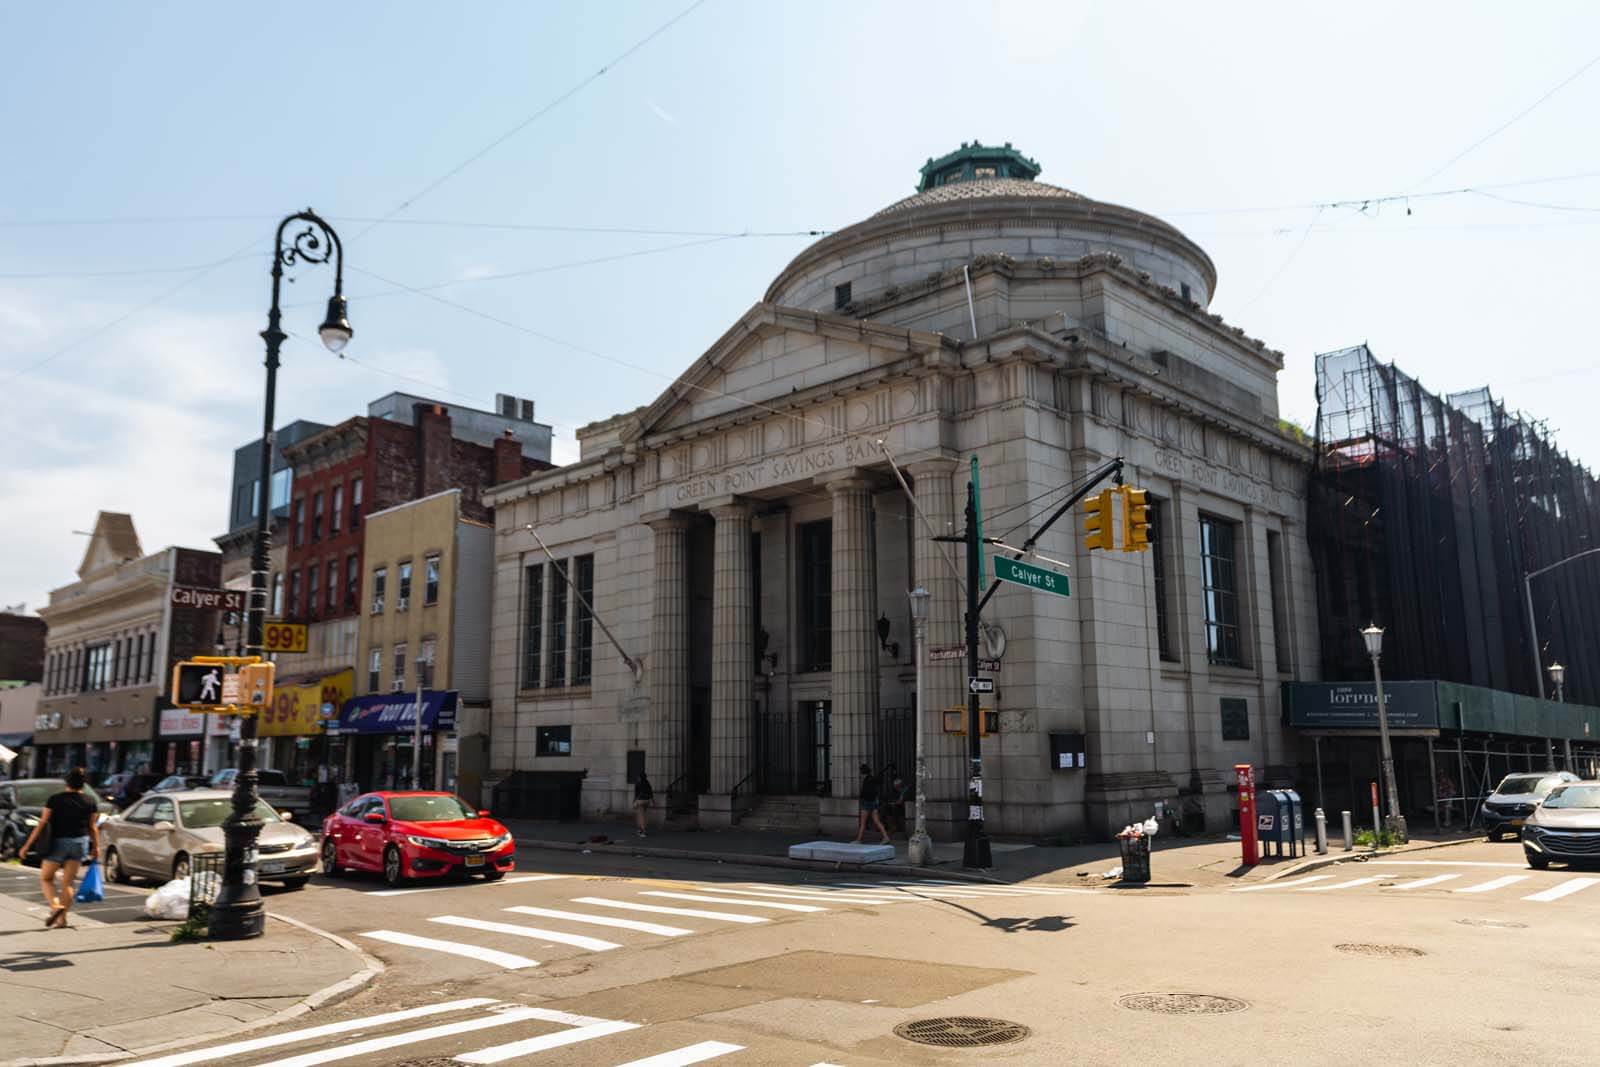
[851,763,891,844]
[19,767,99,928]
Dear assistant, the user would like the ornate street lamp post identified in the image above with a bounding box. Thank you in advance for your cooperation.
[1360,624,1407,844]
[906,587,933,866]
[209,211,350,940]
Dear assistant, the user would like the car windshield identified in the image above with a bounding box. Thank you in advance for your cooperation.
[388,795,478,822]
[1496,775,1550,796]
[1540,785,1600,810]
[180,798,280,828]
[15,783,103,807]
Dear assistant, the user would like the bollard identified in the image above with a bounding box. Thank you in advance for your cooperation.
[1314,807,1328,855]
[1341,809,1353,851]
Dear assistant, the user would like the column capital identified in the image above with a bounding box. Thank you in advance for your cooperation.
[815,468,877,496]
[905,456,960,478]
[701,496,754,521]
[641,509,694,531]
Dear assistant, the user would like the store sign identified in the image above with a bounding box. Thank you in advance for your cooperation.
[68,717,90,730]
[34,712,61,731]
[259,669,354,737]
[1282,681,1439,730]
[159,707,205,736]
[330,691,458,736]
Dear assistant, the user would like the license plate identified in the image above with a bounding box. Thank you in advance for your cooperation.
[1509,819,1524,828]
[260,861,286,874]
[465,854,485,868]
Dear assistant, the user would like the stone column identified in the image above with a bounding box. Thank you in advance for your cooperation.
[647,514,691,793]
[825,476,878,823]
[908,458,963,819]
[703,499,754,827]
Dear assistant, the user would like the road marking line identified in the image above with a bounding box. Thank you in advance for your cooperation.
[1456,875,1530,894]
[826,882,988,898]
[571,896,768,923]
[122,999,499,1067]
[611,1040,745,1066]
[702,886,902,904]
[1231,875,1333,892]
[877,879,1089,895]
[1389,874,1462,890]
[454,1015,639,1064]
[1364,860,1526,868]
[1523,876,1600,902]
[505,904,691,936]
[643,891,825,912]
[429,915,621,951]
[1295,877,1380,892]
[256,1007,553,1067]
[369,875,565,897]
[360,930,539,969]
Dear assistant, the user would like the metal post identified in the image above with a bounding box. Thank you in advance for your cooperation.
[1427,739,1439,834]
[1456,736,1467,830]
[1341,809,1352,850]
[1370,653,1408,843]
[962,480,991,870]
[412,678,424,789]
[907,595,933,867]
[1314,807,1327,854]
[1313,736,1324,812]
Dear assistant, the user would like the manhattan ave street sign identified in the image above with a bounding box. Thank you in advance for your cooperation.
[993,555,1070,598]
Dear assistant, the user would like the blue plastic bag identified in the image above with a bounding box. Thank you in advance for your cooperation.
[76,860,104,903]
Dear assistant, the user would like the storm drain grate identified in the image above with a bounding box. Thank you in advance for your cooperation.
[1336,943,1424,958]
[1457,917,1527,929]
[893,1017,1032,1048]
[1118,993,1249,1015]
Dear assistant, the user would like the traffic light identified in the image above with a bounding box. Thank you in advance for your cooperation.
[1084,488,1115,550]
[1122,487,1151,552]
[172,661,226,708]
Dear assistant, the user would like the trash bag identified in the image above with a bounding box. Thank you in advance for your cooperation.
[75,860,104,903]
[144,877,191,920]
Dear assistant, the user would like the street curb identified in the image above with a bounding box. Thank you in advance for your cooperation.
[0,914,383,1067]
[1264,836,1480,881]
[519,837,1009,884]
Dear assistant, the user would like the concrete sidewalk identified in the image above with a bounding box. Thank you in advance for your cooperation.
[505,816,1480,889]
[0,889,375,1065]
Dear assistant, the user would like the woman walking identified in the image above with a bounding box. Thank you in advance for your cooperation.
[18,767,99,928]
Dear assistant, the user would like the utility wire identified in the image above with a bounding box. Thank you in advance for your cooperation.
[0,251,264,280]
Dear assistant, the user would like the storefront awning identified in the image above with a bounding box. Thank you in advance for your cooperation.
[0,732,32,748]
[329,691,458,736]
[1284,680,1600,741]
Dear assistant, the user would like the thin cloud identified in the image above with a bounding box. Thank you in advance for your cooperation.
[646,99,678,125]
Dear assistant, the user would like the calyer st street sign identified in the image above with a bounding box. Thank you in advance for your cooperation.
[170,585,245,611]
[992,556,1069,597]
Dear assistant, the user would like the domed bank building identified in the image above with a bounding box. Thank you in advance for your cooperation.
[484,144,1317,841]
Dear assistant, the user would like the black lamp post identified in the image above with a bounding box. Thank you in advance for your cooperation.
[209,210,349,940]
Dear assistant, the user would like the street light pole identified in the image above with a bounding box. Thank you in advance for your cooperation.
[906,587,933,866]
[1360,624,1407,844]
[210,211,350,941]
[1550,662,1571,772]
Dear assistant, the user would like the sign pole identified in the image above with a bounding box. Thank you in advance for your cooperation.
[412,675,424,789]
[963,476,992,870]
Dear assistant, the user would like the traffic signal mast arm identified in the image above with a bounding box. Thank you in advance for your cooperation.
[974,457,1124,616]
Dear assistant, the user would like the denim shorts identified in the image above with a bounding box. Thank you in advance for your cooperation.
[45,836,90,864]
[859,800,880,813]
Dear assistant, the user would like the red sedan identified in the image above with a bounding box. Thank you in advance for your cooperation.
[320,791,516,887]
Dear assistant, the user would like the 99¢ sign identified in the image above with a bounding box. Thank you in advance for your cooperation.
[263,621,308,653]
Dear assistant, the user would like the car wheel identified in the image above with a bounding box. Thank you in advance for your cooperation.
[1485,830,1500,843]
[105,846,131,884]
[173,852,191,880]
[280,876,310,890]
[320,839,341,877]
[382,846,406,888]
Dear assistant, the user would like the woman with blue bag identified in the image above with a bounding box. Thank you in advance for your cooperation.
[18,767,100,928]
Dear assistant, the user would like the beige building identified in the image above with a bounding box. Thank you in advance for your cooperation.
[484,144,1318,839]
[347,489,494,800]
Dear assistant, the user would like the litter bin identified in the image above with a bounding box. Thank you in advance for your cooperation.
[1118,833,1151,883]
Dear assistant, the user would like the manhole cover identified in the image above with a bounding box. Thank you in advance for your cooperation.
[1118,993,1249,1015]
[1335,943,1425,958]
[893,1017,1031,1048]
[1457,918,1527,929]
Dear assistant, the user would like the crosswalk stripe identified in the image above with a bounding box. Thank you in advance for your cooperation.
[1457,875,1530,894]
[370,875,566,897]
[828,882,987,898]
[122,999,499,1067]
[572,897,769,924]
[361,930,539,970]
[1295,877,1380,892]
[643,891,825,912]
[702,886,902,904]
[505,904,691,937]
[256,1006,552,1067]
[429,915,621,951]
[454,1014,639,1064]
[1232,875,1333,892]
[1523,876,1600,902]
[876,879,1083,895]
[612,1040,745,1066]
[1389,874,1462,891]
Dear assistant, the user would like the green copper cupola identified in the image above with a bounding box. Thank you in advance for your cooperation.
[916,142,1042,192]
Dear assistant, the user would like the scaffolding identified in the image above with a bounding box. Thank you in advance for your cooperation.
[1310,344,1600,705]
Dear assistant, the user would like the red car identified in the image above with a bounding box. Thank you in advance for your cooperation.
[320,791,516,887]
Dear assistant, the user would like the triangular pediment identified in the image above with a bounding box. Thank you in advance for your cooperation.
[77,512,142,578]
[625,303,949,443]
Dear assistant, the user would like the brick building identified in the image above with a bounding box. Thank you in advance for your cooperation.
[0,613,46,683]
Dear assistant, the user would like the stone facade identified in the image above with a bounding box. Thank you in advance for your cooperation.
[484,148,1316,840]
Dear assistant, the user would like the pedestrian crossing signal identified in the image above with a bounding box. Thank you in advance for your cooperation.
[1084,488,1114,550]
[1122,487,1151,552]
[172,661,225,709]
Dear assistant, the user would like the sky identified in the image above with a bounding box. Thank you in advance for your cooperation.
[3,2,1599,612]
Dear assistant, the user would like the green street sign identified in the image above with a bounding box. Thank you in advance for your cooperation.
[993,555,1070,598]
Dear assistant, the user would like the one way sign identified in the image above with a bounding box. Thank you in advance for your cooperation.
[968,677,995,694]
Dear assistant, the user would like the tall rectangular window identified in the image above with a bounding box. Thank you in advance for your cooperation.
[86,644,111,691]
[143,632,155,681]
[346,553,359,611]
[424,554,441,605]
[799,521,833,671]
[133,636,145,687]
[549,561,569,687]
[326,560,339,612]
[368,647,381,692]
[271,572,283,616]
[1200,515,1243,667]
[398,561,413,607]
[308,564,320,618]
[573,554,594,684]
[392,643,407,692]
[1150,499,1177,662]
[331,484,344,534]
[289,570,302,618]
[111,639,123,686]
[293,498,305,547]
[351,477,363,528]
[372,567,387,613]
[312,491,324,542]
[1267,530,1292,673]
[522,564,544,689]
[418,636,437,689]
[270,467,291,511]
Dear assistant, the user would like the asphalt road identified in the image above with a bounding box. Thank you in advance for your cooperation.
[118,838,1600,1066]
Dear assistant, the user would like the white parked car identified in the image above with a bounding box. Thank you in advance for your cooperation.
[101,789,318,889]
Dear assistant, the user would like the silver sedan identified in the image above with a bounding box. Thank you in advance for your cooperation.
[101,788,319,889]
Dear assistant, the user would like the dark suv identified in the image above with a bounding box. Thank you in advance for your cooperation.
[1482,771,1578,840]
[0,778,114,858]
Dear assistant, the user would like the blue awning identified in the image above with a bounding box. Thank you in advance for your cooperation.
[0,732,32,748]
[329,691,458,736]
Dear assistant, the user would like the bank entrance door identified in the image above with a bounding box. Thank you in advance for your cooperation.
[754,700,831,795]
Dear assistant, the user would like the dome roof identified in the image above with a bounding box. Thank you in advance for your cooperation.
[873,177,1084,217]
